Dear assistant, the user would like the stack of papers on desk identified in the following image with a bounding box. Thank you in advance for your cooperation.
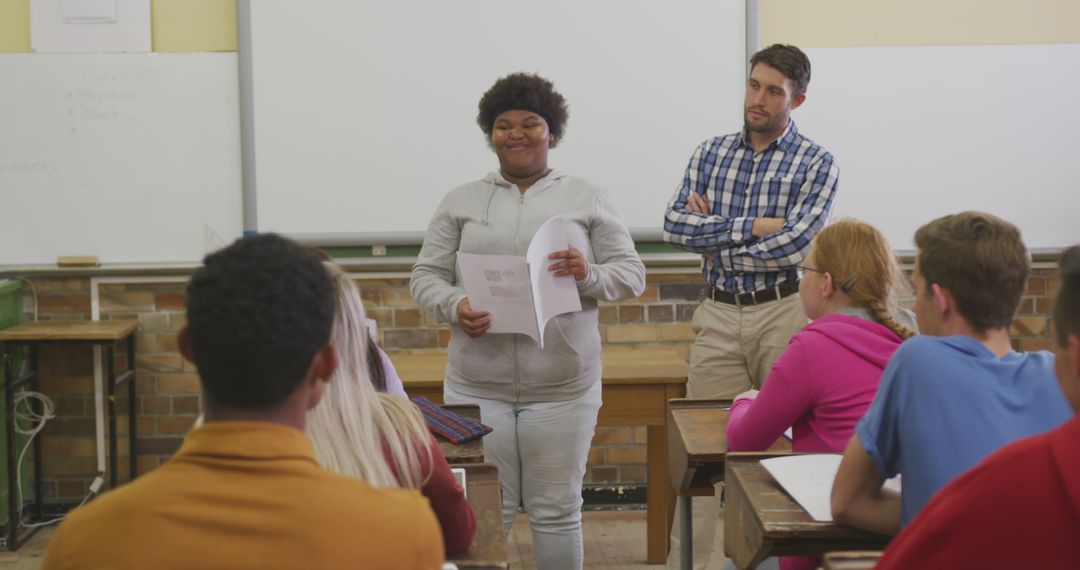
[761,454,901,522]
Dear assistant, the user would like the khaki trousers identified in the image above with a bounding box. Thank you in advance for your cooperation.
[667,294,807,569]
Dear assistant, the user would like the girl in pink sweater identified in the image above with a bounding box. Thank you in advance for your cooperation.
[725,219,916,570]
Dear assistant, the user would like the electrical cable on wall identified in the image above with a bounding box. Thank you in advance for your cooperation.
[16,277,38,323]
[12,389,102,529]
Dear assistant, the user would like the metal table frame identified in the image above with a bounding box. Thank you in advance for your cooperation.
[1,332,136,550]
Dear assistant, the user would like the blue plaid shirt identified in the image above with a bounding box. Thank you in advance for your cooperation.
[663,120,838,294]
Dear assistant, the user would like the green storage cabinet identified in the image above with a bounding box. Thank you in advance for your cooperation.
[0,280,19,331]
[0,280,32,528]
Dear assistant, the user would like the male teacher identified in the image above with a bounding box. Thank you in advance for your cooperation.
[661,44,839,569]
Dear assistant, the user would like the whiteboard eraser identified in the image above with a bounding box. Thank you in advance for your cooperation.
[57,255,100,268]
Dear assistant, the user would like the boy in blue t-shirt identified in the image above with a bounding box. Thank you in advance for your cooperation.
[829,211,1071,535]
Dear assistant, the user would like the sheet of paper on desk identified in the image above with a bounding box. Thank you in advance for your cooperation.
[762,454,901,522]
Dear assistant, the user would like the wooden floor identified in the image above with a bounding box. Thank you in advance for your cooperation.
[0,509,727,569]
[509,509,727,569]
[0,529,49,570]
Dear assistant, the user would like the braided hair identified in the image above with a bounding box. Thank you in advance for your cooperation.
[811,219,915,340]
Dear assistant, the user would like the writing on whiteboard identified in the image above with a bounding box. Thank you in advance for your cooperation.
[0,162,59,174]
[64,68,149,127]
[1,63,157,188]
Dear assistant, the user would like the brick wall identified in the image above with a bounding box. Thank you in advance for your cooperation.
[11,266,1063,501]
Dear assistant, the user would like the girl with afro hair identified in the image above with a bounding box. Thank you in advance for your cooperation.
[411,72,645,570]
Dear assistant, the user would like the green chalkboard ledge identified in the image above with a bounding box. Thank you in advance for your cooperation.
[0,261,202,279]
[0,246,1063,280]
[318,241,700,273]
[314,244,1065,272]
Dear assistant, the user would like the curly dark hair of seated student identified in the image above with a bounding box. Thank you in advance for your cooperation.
[185,234,336,410]
[1054,246,1080,347]
[476,72,569,148]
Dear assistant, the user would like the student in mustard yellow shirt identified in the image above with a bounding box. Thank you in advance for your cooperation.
[43,234,443,570]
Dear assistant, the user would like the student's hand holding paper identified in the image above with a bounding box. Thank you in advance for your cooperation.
[548,245,588,281]
[456,298,491,338]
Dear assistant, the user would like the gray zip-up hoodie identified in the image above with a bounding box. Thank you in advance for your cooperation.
[410,170,646,403]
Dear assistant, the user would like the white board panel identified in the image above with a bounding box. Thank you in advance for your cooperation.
[0,53,243,265]
[798,44,1080,251]
[246,0,746,241]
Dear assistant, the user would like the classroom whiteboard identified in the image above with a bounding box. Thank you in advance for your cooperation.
[0,53,243,265]
[243,0,747,243]
[797,44,1080,251]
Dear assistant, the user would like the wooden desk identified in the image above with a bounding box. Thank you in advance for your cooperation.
[396,347,687,564]
[449,463,508,569]
[666,398,791,569]
[668,398,735,497]
[0,320,139,551]
[822,551,883,569]
[723,453,891,569]
[439,404,484,464]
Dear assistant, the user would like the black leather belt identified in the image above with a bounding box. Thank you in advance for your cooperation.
[709,280,800,306]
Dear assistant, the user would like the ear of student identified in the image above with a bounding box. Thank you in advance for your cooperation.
[177,326,194,363]
[791,92,806,110]
[315,345,338,383]
[307,376,329,411]
[821,272,836,299]
[304,346,337,411]
[931,283,951,319]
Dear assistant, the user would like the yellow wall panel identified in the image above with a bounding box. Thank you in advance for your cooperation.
[761,0,1080,47]
[152,0,236,52]
[0,0,31,52]
[1,0,235,53]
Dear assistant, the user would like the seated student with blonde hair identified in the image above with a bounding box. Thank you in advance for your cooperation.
[43,234,442,570]
[874,245,1080,569]
[308,247,409,399]
[307,262,476,554]
[831,212,1072,535]
[725,219,915,570]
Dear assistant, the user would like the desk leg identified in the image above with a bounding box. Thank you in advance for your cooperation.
[106,345,117,489]
[127,336,136,481]
[680,495,693,570]
[4,345,17,550]
[647,424,674,564]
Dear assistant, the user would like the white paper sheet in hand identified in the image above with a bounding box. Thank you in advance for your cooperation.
[760,454,901,522]
[455,216,581,348]
[525,216,582,341]
[456,252,537,338]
